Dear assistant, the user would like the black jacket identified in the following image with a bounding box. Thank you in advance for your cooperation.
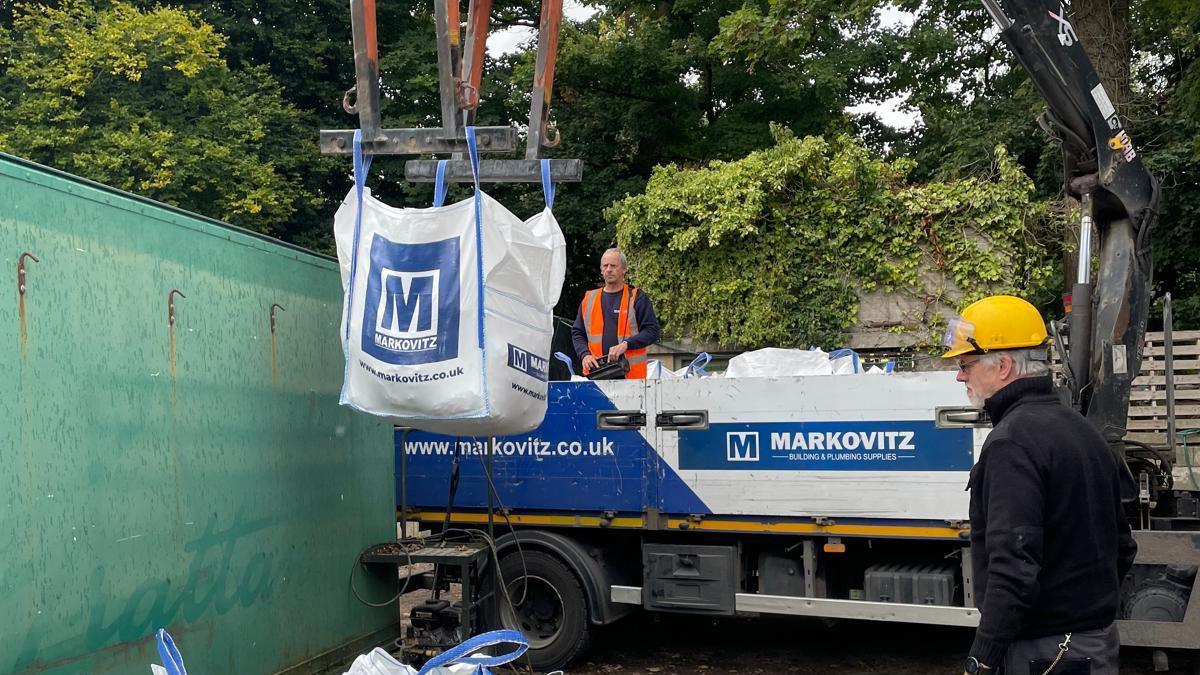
[968,376,1137,666]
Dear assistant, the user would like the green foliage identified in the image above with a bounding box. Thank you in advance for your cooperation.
[498,0,883,314]
[610,128,1061,349]
[1135,0,1200,325]
[2,0,1196,336]
[0,0,312,233]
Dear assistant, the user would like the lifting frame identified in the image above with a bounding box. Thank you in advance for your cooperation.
[319,0,582,184]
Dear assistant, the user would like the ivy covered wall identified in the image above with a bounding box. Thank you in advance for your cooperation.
[609,128,1064,352]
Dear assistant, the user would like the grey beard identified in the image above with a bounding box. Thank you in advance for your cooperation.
[968,390,987,409]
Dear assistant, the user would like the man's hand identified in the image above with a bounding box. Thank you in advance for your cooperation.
[608,341,629,361]
[582,354,599,373]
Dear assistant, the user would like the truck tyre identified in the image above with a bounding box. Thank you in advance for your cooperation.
[498,549,591,671]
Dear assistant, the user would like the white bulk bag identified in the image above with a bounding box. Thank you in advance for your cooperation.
[724,348,834,378]
[334,129,565,435]
[342,630,528,675]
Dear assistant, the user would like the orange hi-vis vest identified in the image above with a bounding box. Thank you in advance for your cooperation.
[581,284,648,379]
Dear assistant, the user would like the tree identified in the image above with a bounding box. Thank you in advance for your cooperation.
[1135,0,1200,323]
[0,0,312,234]
[609,128,1062,349]
[495,0,886,315]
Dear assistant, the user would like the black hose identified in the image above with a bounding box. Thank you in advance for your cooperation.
[1124,438,1173,472]
[350,542,415,608]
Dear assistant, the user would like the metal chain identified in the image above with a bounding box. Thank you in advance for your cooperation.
[1038,633,1073,675]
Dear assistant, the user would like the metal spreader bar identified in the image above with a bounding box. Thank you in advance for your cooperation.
[405,159,583,183]
[323,0,580,184]
[319,127,517,156]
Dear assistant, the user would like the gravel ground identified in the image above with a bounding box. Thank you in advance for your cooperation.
[562,612,1198,674]
[397,588,1198,674]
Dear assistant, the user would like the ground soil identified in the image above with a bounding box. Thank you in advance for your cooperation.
[560,612,1197,674]
[397,589,1198,674]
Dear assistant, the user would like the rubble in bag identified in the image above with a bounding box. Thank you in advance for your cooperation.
[723,347,891,378]
[334,128,566,435]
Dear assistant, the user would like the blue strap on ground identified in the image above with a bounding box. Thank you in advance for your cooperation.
[540,158,555,209]
[416,629,529,675]
[433,159,449,207]
[154,629,187,675]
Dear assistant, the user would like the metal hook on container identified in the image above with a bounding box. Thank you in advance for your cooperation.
[168,289,187,326]
[270,303,286,334]
[18,252,40,295]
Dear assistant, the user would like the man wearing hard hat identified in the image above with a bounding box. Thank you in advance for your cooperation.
[947,296,1136,675]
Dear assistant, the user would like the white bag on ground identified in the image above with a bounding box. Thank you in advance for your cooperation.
[342,629,529,675]
[334,129,565,435]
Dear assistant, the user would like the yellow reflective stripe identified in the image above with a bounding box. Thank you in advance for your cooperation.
[413,511,645,529]
[664,518,964,539]
[581,290,598,332]
[581,289,602,348]
[627,288,639,335]
[410,511,966,540]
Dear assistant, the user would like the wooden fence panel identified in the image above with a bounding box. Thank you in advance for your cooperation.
[1127,331,1200,446]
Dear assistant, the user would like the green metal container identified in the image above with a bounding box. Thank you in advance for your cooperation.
[0,154,398,674]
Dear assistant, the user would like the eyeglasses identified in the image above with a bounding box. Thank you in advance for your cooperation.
[956,359,983,374]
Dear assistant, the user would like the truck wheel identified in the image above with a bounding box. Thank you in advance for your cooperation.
[498,550,590,671]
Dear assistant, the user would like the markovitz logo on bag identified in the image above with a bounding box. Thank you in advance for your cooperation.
[507,344,549,381]
[361,235,461,365]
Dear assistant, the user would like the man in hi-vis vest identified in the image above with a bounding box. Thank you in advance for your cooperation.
[570,248,661,379]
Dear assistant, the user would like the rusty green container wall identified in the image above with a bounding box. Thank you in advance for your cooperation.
[0,154,397,674]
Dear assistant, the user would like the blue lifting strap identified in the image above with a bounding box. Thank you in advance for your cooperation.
[433,159,450,207]
[540,158,555,209]
[416,629,529,675]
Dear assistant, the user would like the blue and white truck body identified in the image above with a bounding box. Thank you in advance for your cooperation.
[401,373,980,525]
[397,372,992,667]
[397,373,1200,670]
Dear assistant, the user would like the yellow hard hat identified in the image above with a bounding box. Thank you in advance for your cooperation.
[941,295,1050,358]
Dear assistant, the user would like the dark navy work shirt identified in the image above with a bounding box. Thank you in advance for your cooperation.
[570,289,661,359]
